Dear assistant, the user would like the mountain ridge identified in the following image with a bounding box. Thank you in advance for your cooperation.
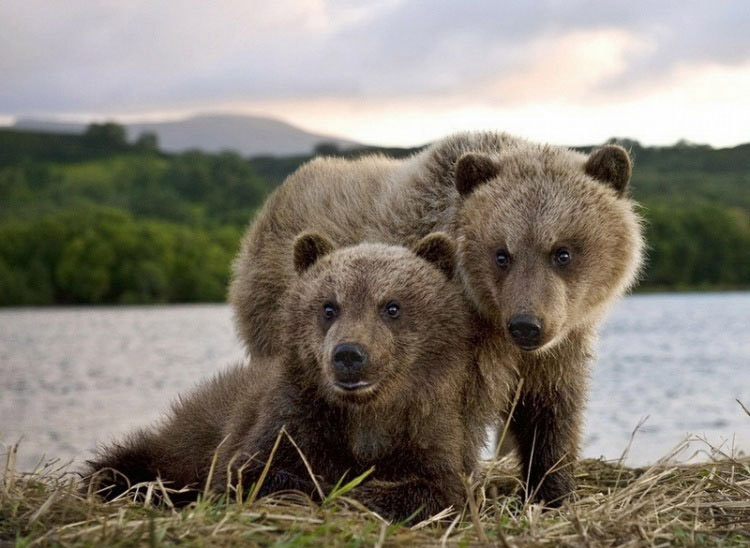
[10,113,361,157]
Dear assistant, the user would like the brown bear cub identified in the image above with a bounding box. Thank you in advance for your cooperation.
[230,132,644,505]
[86,233,482,521]
[453,143,643,504]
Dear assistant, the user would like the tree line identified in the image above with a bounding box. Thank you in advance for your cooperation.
[0,126,747,305]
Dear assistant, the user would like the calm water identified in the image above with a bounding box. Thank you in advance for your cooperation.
[1,293,748,472]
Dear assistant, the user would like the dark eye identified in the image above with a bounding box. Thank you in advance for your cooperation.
[495,249,511,269]
[322,302,338,320]
[553,248,572,266]
[384,302,400,319]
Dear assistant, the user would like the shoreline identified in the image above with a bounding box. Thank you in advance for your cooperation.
[1,288,750,310]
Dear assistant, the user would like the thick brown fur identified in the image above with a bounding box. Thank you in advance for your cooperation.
[230,132,644,505]
[86,236,482,521]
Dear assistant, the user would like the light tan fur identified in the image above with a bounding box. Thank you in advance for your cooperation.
[230,131,644,504]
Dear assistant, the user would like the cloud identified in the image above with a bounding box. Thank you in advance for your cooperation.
[474,28,653,104]
[1,0,748,145]
[229,57,750,148]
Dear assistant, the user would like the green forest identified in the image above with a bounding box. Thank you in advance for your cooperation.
[1,124,748,305]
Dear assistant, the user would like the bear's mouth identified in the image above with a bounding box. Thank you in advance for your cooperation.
[334,380,375,392]
[330,378,381,402]
[515,340,542,351]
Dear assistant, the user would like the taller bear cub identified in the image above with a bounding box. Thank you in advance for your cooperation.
[230,132,644,505]
[87,233,481,520]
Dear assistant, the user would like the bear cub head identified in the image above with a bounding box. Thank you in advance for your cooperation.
[455,144,644,352]
[284,232,471,408]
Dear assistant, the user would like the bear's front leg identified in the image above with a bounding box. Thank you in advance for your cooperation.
[352,475,464,522]
[509,384,582,506]
[215,409,333,502]
[216,438,324,501]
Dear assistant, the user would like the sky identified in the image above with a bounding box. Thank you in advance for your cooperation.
[1,0,749,147]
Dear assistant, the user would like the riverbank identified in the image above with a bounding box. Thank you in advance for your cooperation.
[2,444,748,548]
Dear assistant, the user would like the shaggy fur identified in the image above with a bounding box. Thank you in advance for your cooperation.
[86,235,481,521]
[230,132,644,505]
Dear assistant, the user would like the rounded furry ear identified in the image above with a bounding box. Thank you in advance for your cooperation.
[584,145,632,196]
[455,152,499,196]
[293,232,334,274]
[413,232,456,279]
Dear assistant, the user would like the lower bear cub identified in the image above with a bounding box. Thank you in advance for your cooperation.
[86,233,482,521]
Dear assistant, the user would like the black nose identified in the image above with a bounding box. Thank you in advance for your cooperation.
[507,314,543,349]
[332,343,368,376]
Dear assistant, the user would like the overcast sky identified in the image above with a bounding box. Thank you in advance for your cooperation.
[1,0,749,147]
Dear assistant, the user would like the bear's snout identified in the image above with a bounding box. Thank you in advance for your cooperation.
[507,314,543,350]
[332,343,371,390]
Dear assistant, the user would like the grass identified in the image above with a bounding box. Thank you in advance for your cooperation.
[2,436,749,548]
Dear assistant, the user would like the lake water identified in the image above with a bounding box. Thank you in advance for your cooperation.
[1,293,748,472]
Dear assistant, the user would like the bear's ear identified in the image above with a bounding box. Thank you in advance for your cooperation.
[584,145,632,196]
[293,232,335,274]
[455,152,499,196]
[413,232,456,279]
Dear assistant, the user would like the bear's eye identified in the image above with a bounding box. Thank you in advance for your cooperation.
[383,302,400,319]
[322,302,338,320]
[553,248,572,266]
[495,249,511,269]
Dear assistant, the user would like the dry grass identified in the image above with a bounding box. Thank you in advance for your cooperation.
[2,438,749,548]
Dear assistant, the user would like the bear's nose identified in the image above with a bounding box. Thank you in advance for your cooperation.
[507,314,543,350]
[332,343,368,375]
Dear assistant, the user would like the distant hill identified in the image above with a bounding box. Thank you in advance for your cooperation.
[11,114,360,156]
